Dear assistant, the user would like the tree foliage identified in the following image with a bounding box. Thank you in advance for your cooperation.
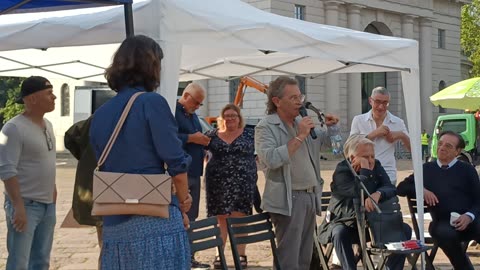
[0,77,24,124]
[461,0,480,77]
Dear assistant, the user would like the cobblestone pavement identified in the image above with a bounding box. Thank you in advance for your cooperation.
[0,157,479,269]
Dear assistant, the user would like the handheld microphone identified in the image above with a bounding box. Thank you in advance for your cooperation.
[304,101,325,127]
[299,106,317,139]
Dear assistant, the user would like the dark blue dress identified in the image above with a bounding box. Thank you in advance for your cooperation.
[205,128,257,216]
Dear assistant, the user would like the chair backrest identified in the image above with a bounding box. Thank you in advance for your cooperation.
[187,217,228,270]
[226,212,281,270]
[320,191,332,212]
[406,195,433,243]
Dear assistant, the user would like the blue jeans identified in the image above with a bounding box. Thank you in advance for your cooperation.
[4,198,56,270]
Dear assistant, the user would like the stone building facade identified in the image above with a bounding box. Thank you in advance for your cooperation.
[197,0,471,134]
[40,0,471,151]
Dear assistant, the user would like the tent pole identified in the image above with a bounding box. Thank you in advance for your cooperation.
[124,3,134,37]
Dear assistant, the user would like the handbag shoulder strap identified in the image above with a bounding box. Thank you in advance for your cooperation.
[96,91,144,168]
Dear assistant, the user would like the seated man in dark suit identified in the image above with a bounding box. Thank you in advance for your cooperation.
[318,135,409,270]
[397,131,480,270]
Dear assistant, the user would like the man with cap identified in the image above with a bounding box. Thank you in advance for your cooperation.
[0,76,57,270]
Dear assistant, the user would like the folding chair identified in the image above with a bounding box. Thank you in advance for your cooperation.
[406,196,437,269]
[311,191,334,270]
[226,212,281,270]
[187,217,228,270]
[363,196,431,270]
[311,191,364,270]
[407,196,471,269]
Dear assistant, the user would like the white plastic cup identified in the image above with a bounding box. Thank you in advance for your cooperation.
[450,212,460,226]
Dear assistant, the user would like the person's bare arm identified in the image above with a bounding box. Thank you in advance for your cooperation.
[386,131,411,151]
[287,117,314,156]
[187,132,211,146]
[366,125,390,140]
[172,172,191,212]
[3,176,27,232]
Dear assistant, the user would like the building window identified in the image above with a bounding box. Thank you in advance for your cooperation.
[294,5,305,20]
[438,29,446,49]
[295,76,306,95]
[438,81,446,113]
[60,83,70,116]
[362,23,387,113]
[177,81,191,97]
[361,73,387,113]
[229,78,241,103]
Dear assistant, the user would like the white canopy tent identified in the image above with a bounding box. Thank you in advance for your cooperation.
[0,0,426,246]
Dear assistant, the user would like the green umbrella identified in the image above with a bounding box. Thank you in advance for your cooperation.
[430,77,480,110]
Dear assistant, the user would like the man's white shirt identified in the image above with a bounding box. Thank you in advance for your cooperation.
[350,110,409,184]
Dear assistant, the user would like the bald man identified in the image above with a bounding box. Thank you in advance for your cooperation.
[175,83,210,268]
[0,76,57,270]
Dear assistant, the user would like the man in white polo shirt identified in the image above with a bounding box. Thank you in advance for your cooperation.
[350,86,410,185]
[0,76,57,270]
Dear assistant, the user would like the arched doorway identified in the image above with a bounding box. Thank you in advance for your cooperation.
[361,22,393,113]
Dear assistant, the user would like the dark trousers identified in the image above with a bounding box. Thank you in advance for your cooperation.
[422,145,429,159]
[429,219,480,270]
[186,175,201,222]
[332,223,411,270]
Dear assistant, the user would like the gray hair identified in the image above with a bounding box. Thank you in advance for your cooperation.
[266,76,298,115]
[183,82,205,96]
[370,86,390,98]
[343,134,375,158]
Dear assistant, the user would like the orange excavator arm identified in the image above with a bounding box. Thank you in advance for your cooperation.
[233,76,268,107]
[205,76,268,125]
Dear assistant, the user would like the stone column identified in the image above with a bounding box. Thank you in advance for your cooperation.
[346,4,364,127]
[398,15,416,122]
[401,15,415,39]
[324,1,343,116]
[419,18,433,130]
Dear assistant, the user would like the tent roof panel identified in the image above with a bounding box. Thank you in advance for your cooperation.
[0,0,131,14]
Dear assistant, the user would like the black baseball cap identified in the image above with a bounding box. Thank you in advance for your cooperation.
[16,76,53,104]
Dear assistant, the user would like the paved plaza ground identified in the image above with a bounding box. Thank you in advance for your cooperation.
[1,155,480,269]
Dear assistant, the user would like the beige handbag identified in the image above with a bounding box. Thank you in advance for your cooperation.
[91,92,172,218]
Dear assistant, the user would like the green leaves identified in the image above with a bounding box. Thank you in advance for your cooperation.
[0,77,24,124]
[461,0,480,77]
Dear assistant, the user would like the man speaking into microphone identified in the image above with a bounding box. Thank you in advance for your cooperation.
[255,76,339,270]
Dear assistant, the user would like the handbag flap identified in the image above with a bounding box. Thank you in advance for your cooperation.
[93,171,171,205]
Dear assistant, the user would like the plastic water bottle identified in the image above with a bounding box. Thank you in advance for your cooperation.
[328,124,343,155]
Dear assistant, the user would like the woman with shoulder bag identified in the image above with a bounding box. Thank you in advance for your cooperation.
[89,35,192,270]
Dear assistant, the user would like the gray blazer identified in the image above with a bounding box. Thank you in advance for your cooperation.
[255,113,325,216]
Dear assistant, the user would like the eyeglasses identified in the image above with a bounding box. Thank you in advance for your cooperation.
[188,93,203,106]
[371,99,389,107]
[288,94,305,103]
[44,128,53,151]
[224,114,239,119]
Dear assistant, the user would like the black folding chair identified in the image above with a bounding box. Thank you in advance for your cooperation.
[187,217,228,270]
[406,196,437,269]
[406,196,469,270]
[311,191,334,270]
[226,212,281,270]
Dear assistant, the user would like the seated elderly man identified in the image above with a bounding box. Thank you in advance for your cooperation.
[397,131,480,270]
[318,135,409,270]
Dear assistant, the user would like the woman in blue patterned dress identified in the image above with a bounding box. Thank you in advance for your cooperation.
[89,35,192,270]
[205,103,258,268]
